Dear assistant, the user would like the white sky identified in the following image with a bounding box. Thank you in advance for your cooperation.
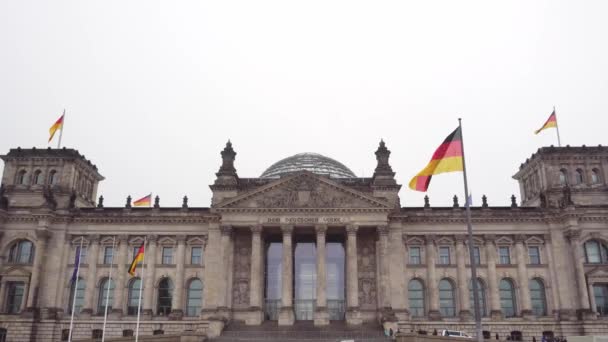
[1,1,607,207]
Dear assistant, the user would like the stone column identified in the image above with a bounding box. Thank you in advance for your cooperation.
[566,229,593,317]
[389,230,408,320]
[314,224,329,325]
[278,225,294,325]
[378,226,392,313]
[248,225,264,325]
[345,225,361,325]
[219,225,232,316]
[142,235,158,318]
[81,234,100,317]
[24,228,51,315]
[543,234,561,317]
[515,235,533,318]
[485,235,502,320]
[111,235,129,317]
[170,235,187,319]
[425,234,440,320]
[455,235,471,321]
[201,227,221,318]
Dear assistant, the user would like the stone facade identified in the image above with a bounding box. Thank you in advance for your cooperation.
[0,143,607,341]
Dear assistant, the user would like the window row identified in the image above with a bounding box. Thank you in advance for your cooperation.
[584,240,608,264]
[15,169,58,186]
[67,277,203,317]
[408,245,542,265]
[559,168,602,186]
[408,278,548,318]
[72,245,204,265]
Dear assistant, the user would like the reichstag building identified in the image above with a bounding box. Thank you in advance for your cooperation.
[0,141,607,341]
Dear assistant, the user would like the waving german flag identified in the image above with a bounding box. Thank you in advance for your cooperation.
[128,244,145,276]
[409,127,463,192]
[534,110,557,134]
[48,112,64,142]
[133,194,152,207]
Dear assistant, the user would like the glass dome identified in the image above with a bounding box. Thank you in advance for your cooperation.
[260,153,356,178]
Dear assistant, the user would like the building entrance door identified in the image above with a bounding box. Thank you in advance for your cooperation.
[294,242,316,320]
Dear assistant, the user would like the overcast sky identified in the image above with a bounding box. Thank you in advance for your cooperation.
[1,1,607,208]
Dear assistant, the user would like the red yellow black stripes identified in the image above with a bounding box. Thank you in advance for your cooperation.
[128,245,145,276]
[534,111,557,134]
[48,114,64,142]
[408,127,463,192]
[133,194,152,207]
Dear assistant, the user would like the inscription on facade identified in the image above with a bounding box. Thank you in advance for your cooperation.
[264,217,345,224]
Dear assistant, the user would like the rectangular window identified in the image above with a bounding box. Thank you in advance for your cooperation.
[499,246,511,264]
[528,246,541,265]
[409,247,421,265]
[6,282,25,314]
[191,247,202,264]
[439,246,451,265]
[473,246,481,265]
[75,246,87,264]
[103,246,114,264]
[162,247,173,264]
[133,247,140,260]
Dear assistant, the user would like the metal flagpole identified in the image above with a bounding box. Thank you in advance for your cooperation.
[554,106,562,147]
[101,236,116,342]
[58,109,65,149]
[458,118,483,342]
[135,237,147,342]
[68,238,84,342]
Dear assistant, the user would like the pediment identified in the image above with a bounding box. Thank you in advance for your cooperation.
[216,172,391,210]
[1,265,31,277]
[587,267,608,279]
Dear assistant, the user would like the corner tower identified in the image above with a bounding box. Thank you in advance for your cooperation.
[513,145,608,207]
[0,147,104,209]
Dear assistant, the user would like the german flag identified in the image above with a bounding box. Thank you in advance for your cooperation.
[408,127,463,192]
[133,194,152,207]
[534,110,557,134]
[128,244,145,276]
[48,113,64,142]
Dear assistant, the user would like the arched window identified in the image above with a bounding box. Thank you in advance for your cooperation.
[8,240,35,264]
[530,278,547,316]
[48,170,57,185]
[593,284,608,316]
[584,240,608,264]
[5,282,25,314]
[499,279,517,317]
[33,170,43,185]
[408,279,425,317]
[439,279,456,317]
[559,169,568,185]
[186,279,203,316]
[575,169,584,185]
[127,278,141,315]
[469,278,487,316]
[97,278,115,314]
[157,278,173,315]
[591,169,601,184]
[17,170,27,185]
[68,278,85,314]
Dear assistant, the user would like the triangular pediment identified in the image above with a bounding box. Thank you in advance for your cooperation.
[215,172,391,210]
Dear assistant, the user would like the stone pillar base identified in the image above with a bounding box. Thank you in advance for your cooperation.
[428,310,442,321]
[314,307,330,326]
[346,307,362,325]
[393,309,410,321]
[79,308,93,319]
[40,307,60,319]
[207,318,226,338]
[558,309,577,321]
[20,307,39,318]
[109,308,122,319]
[577,308,597,320]
[169,309,183,320]
[278,306,294,325]
[141,309,153,320]
[459,309,472,321]
[246,307,264,325]
[521,309,535,320]
[490,310,503,321]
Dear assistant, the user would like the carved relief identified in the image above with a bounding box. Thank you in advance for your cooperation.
[357,233,377,309]
[232,232,251,307]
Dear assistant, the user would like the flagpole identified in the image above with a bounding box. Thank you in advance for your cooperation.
[458,118,483,342]
[135,237,147,342]
[553,106,562,147]
[101,236,116,342]
[58,109,65,149]
[68,238,84,342]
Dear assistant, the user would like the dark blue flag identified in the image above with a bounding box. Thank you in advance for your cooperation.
[71,246,82,283]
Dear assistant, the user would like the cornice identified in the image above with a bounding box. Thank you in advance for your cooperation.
[215,207,392,214]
